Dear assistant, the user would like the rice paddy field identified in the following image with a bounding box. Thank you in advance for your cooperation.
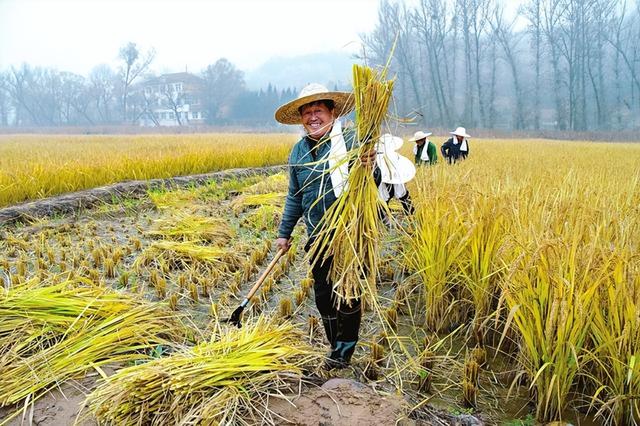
[0,134,639,425]
[0,134,295,207]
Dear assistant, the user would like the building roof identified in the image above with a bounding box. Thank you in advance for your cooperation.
[143,72,204,86]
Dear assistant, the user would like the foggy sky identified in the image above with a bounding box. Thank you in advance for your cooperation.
[0,0,525,76]
[0,0,380,75]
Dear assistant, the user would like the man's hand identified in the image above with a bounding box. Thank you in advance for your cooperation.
[275,237,292,252]
[359,148,377,168]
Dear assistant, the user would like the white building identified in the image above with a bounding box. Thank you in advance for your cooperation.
[135,72,205,127]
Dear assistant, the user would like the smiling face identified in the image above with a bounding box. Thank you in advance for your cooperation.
[300,101,335,140]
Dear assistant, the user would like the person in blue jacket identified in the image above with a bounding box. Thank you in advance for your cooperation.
[274,83,378,369]
[441,127,471,164]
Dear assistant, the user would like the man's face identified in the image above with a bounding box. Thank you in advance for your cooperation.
[416,138,426,146]
[300,102,334,139]
[455,135,464,142]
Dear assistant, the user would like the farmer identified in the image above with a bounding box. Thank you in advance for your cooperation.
[441,127,470,164]
[376,133,415,216]
[274,83,378,369]
[409,130,438,165]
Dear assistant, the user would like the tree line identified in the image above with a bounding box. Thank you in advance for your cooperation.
[2,0,639,132]
[0,42,296,128]
[362,0,640,131]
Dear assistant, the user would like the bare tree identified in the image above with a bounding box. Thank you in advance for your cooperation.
[118,42,155,123]
[89,64,117,124]
[0,72,10,126]
[541,0,569,130]
[523,0,543,129]
[58,72,96,125]
[604,2,640,111]
[390,3,425,123]
[162,83,185,126]
[6,65,63,126]
[202,58,245,124]
[492,4,526,129]
[414,0,453,125]
[456,0,493,127]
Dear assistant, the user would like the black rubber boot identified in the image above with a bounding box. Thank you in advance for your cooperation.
[324,300,362,370]
[325,340,357,370]
[321,315,338,349]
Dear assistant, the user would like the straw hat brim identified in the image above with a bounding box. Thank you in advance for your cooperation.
[409,132,433,141]
[377,154,416,184]
[275,91,355,125]
[450,130,471,138]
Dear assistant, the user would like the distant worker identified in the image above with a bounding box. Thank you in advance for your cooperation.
[441,127,470,164]
[376,133,415,216]
[409,130,438,166]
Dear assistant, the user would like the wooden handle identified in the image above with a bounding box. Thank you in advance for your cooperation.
[245,248,286,301]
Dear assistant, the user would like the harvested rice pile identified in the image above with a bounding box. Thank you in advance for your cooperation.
[86,317,321,425]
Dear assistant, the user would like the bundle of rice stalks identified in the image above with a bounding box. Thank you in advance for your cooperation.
[147,213,235,244]
[241,204,282,232]
[148,188,197,210]
[0,278,185,408]
[134,241,242,272]
[230,192,285,215]
[242,173,288,195]
[86,317,320,426]
[309,64,394,306]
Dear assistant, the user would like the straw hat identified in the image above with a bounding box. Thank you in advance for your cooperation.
[408,130,433,141]
[376,134,416,184]
[450,127,471,138]
[274,83,355,125]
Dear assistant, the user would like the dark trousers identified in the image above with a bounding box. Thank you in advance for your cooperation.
[311,255,361,362]
[396,191,415,215]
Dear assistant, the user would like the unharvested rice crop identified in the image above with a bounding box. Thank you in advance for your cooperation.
[402,138,640,423]
[0,133,295,207]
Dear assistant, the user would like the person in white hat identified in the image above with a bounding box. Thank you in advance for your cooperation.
[376,133,416,215]
[409,130,438,166]
[274,83,379,370]
[441,127,470,164]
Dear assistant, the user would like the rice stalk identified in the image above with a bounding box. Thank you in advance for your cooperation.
[147,213,235,244]
[230,192,285,215]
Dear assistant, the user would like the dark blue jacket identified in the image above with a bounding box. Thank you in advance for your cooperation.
[278,129,356,241]
[441,137,469,164]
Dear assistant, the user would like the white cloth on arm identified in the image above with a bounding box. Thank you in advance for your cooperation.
[328,120,349,198]
[412,143,430,162]
[460,139,468,152]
